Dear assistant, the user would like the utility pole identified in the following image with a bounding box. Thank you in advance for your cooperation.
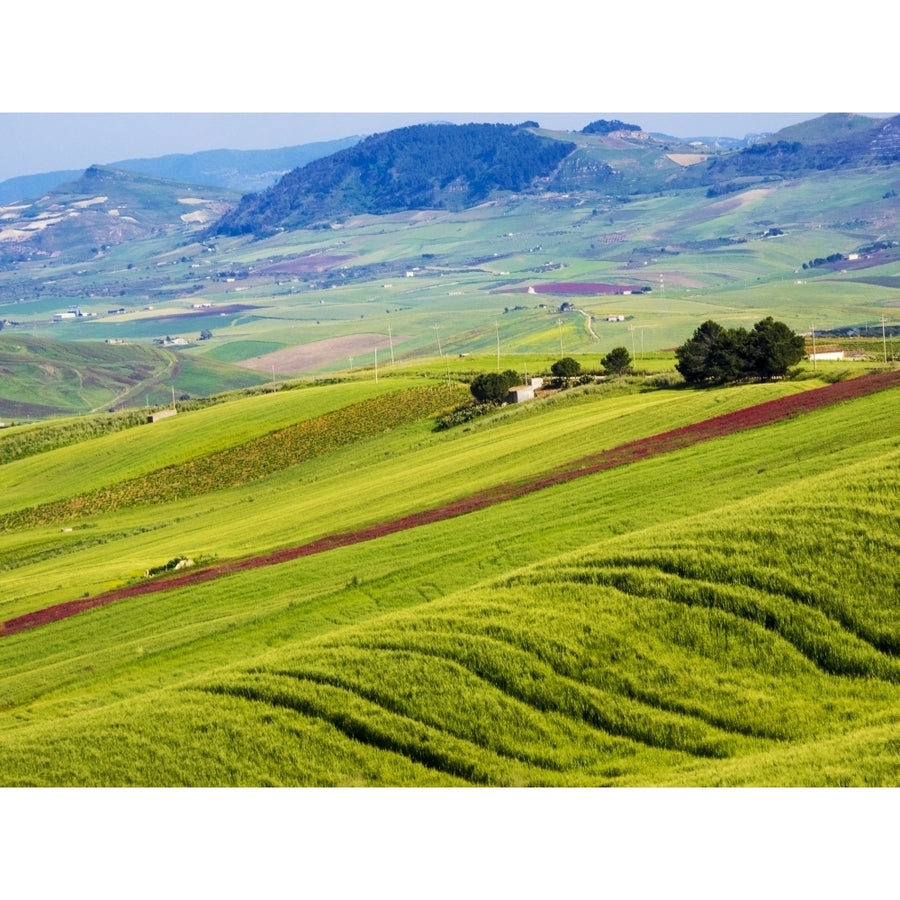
[811,324,817,371]
[496,322,501,372]
[388,324,395,367]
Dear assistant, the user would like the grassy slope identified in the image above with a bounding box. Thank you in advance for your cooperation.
[0,370,898,785]
[0,377,821,617]
[0,335,270,418]
[6,161,898,402]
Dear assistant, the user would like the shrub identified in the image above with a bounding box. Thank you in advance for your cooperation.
[433,402,498,431]
[470,370,521,404]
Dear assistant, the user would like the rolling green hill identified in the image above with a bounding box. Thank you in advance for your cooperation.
[0,335,268,419]
[0,165,240,265]
[0,366,897,786]
[212,122,578,235]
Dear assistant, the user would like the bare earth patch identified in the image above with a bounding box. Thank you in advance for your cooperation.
[666,153,709,166]
[238,334,401,374]
[678,187,778,227]
[255,254,353,276]
[709,187,777,215]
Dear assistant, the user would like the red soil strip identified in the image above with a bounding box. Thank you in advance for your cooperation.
[4,369,899,637]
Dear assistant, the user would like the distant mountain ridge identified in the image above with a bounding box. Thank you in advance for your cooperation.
[703,114,900,185]
[0,165,240,263]
[210,114,900,237]
[0,136,362,205]
[212,122,577,236]
[110,136,362,193]
[4,114,898,263]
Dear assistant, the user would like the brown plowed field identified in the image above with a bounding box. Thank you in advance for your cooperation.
[237,334,401,375]
[4,369,899,637]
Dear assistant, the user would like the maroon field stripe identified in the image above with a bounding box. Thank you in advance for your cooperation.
[3,370,898,637]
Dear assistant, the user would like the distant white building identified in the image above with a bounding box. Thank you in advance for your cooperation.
[807,349,846,362]
[507,378,543,403]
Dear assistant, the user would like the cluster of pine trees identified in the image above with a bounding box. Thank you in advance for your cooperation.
[675,318,806,385]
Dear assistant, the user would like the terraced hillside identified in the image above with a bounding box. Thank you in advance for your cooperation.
[0,369,898,785]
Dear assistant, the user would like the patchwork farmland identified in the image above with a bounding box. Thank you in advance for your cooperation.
[2,114,899,792]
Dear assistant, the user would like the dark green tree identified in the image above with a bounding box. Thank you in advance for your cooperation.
[469,370,520,404]
[551,357,582,379]
[675,320,747,384]
[746,316,806,379]
[676,318,803,385]
[601,346,632,376]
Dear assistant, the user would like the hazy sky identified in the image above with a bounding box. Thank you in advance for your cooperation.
[5,112,895,184]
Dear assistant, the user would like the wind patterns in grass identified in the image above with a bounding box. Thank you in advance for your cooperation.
[185,447,900,786]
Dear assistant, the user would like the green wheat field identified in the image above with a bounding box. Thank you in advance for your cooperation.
[1,361,898,787]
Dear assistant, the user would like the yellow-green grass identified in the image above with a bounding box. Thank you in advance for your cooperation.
[0,375,845,617]
[0,372,898,785]
[0,377,435,514]
[0,399,897,784]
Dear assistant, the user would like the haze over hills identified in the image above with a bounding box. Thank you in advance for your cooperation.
[0,136,362,206]
[211,114,900,236]
[0,165,241,264]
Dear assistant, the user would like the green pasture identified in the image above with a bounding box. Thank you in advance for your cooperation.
[0,377,436,513]
[0,369,899,784]
[3,135,900,785]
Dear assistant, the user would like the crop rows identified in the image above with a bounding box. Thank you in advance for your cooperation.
[0,383,467,535]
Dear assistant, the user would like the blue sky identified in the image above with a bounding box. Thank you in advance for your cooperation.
[0,112,843,183]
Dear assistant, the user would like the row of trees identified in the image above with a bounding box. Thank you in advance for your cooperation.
[675,318,805,385]
[469,349,635,404]
[466,317,801,408]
